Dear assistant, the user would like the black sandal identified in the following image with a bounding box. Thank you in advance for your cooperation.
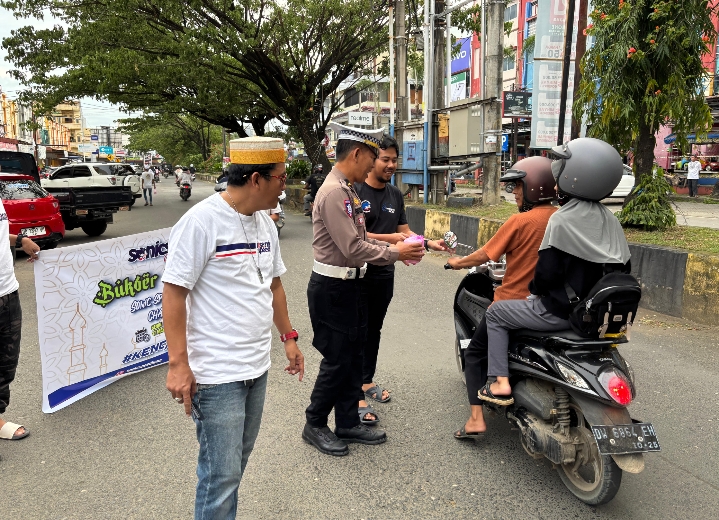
[478,381,514,406]
[454,426,485,440]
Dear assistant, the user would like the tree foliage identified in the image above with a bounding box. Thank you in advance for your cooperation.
[1,0,390,169]
[575,0,719,184]
[119,112,222,165]
[617,166,676,230]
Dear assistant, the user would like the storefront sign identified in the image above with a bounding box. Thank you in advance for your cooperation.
[451,37,472,74]
[34,229,171,413]
[348,112,373,126]
[451,72,468,102]
[0,140,18,152]
[78,144,97,152]
[503,91,533,118]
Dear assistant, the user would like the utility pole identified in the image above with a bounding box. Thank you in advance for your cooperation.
[481,0,504,206]
[396,0,408,122]
[389,1,395,136]
[557,0,576,145]
[432,1,446,204]
[571,0,589,140]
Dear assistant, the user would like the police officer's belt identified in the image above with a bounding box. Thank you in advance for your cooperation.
[313,260,367,280]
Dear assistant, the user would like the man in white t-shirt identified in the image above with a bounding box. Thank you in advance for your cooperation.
[0,200,40,445]
[140,167,155,206]
[163,136,304,520]
[687,154,701,197]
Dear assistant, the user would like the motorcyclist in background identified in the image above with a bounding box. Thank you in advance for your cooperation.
[303,164,325,216]
[478,138,632,410]
[189,163,196,176]
[447,157,557,439]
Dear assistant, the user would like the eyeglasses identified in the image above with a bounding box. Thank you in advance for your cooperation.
[268,173,287,185]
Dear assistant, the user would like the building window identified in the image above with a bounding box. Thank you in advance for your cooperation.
[504,3,517,22]
[503,54,516,71]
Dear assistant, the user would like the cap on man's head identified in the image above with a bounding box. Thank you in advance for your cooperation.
[329,122,384,153]
[229,136,286,165]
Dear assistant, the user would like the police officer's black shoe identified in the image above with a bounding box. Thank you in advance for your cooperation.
[335,424,387,445]
[302,423,349,456]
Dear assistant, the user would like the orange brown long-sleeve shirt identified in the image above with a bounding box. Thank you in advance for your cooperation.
[312,168,400,267]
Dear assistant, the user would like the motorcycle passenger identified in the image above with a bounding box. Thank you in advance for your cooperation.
[303,164,325,216]
[479,138,632,407]
[179,167,193,187]
[447,157,557,439]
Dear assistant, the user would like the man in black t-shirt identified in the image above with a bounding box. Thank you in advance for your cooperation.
[354,136,451,424]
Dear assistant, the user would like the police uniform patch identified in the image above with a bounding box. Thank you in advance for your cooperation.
[353,197,360,206]
[357,215,365,225]
[344,199,353,218]
[361,200,371,213]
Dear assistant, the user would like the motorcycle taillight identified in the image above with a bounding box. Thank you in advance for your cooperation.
[599,369,633,405]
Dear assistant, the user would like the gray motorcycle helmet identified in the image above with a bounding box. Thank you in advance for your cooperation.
[551,138,624,201]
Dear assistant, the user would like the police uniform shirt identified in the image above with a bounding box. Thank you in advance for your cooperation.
[354,181,408,278]
[312,167,399,267]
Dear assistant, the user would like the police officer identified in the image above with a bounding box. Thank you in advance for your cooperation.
[302,123,425,456]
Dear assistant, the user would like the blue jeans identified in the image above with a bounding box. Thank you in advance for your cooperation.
[192,371,268,520]
[143,188,153,203]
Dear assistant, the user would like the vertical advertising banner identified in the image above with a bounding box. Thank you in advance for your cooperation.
[34,228,171,413]
[531,0,581,149]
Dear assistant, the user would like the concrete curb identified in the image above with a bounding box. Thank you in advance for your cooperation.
[406,206,718,325]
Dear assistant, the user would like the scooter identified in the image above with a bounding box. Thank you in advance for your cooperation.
[275,191,286,236]
[179,182,192,201]
[446,241,660,505]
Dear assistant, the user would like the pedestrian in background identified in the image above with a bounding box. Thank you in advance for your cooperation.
[0,201,40,446]
[303,164,324,216]
[163,137,304,520]
[141,167,155,206]
[302,123,424,457]
[354,135,452,424]
[687,154,701,198]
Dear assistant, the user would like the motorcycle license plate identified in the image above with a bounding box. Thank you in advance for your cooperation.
[21,226,46,237]
[591,423,661,455]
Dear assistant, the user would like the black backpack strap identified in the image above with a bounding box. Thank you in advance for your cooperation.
[564,282,580,304]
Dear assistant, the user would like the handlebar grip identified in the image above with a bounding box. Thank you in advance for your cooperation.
[444,263,452,270]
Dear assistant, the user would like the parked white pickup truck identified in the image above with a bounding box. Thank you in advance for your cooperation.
[42,162,141,204]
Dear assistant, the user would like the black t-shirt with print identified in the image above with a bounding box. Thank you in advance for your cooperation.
[354,181,408,278]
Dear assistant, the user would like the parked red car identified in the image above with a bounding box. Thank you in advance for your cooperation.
[0,173,65,249]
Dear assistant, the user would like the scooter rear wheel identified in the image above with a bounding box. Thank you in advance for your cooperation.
[557,403,622,505]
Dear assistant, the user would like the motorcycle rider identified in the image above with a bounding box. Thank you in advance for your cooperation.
[189,163,196,176]
[303,164,325,216]
[178,167,193,196]
[447,157,557,439]
[479,138,632,407]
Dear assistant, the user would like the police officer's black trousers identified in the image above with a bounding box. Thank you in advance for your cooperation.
[359,275,394,400]
[306,273,367,429]
[464,316,489,407]
[0,290,22,415]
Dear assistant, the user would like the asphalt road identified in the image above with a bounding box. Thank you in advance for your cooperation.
[3,178,719,519]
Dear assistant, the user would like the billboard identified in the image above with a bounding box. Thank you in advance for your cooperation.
[451,37,472,74]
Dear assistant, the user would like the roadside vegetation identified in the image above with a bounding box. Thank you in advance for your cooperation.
[412,201,719,256]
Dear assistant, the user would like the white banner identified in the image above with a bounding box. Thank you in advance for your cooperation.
[34,228,171,413]
[348,112,372,126]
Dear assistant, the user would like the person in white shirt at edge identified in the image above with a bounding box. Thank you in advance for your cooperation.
[163,136,304,520]
[141,167,155,206]
[0,201,40,445]
[687,154,701,198]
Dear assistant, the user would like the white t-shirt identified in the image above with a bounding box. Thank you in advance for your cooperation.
[141,171,154,189]
[0,200,19,297]
[179,172,193,185]
[687,161,701,180]
[162,194,286,384]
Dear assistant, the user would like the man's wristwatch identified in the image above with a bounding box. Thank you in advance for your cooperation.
[280,329,299,343]
[423,238,430,251]
[15,233,26,249]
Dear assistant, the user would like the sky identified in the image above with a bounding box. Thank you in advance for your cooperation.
[0,6,130,128]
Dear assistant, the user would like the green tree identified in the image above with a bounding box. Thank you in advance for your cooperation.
[2,0,390,170]
[575,0,718,186]
[119,112,222,165]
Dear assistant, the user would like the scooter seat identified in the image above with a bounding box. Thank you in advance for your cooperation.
[512,328,625,348]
